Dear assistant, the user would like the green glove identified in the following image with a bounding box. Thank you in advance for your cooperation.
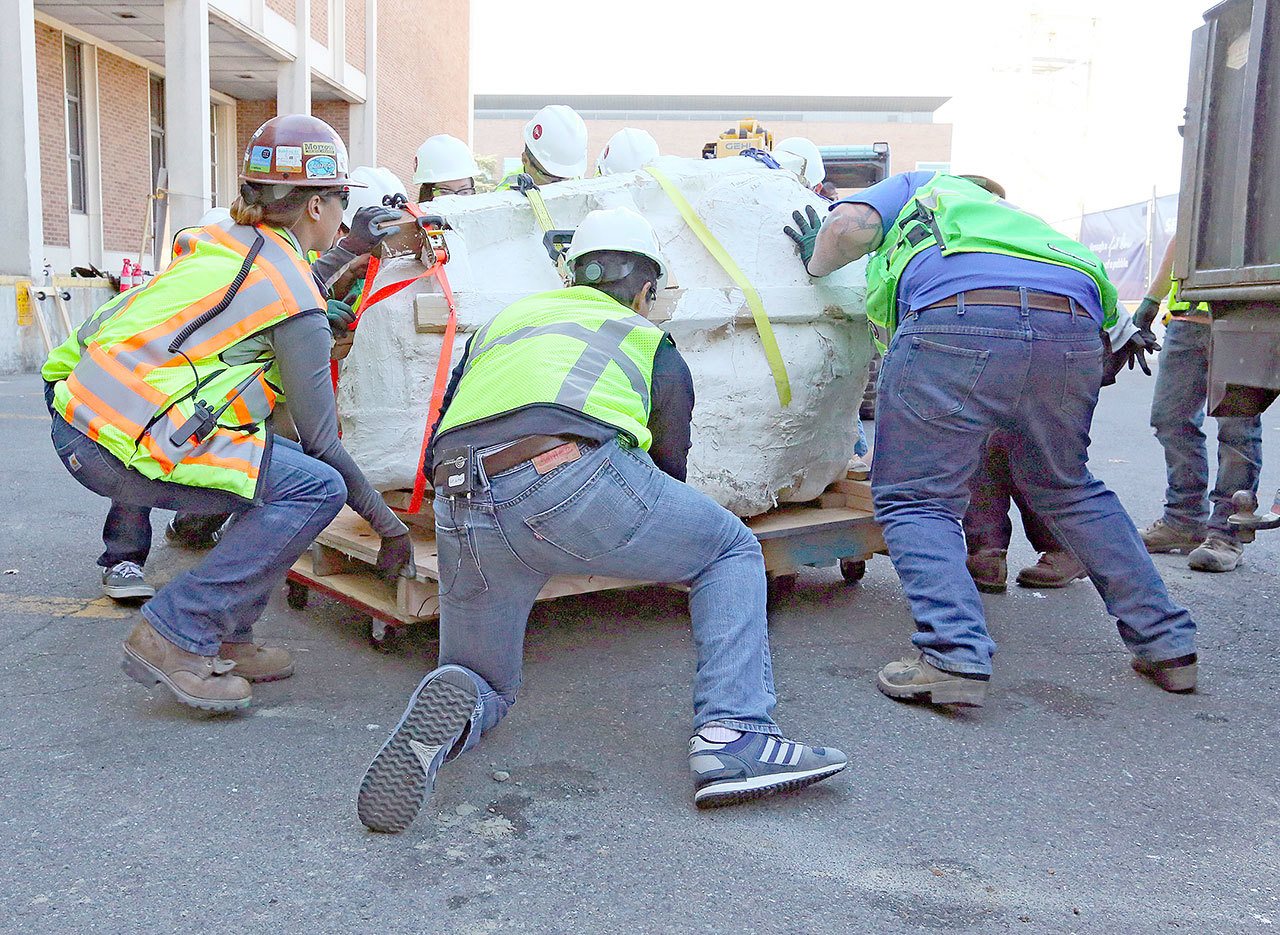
[325,298,356,337]
[783,205,822,273]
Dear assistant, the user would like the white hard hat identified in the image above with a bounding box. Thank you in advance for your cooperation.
[565,206,668,291]
[412,134,481,186]
[595,128,660,176]
[775,137,826,186]
[523,104,589,179]
[343,166,408,228]
[197,207,232,227]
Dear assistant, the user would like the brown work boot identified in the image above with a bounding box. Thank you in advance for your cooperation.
[1131,653,1198,693]
[966,548,1007,594]
[121,620,251,712]
[219,641,295,682]
[1139,519,1204,554]
[1016,550,1088,588]
[1187,536,1244,573]
[876,653,989,707]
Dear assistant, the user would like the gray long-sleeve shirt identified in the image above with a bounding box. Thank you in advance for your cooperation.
[267,311,406,539]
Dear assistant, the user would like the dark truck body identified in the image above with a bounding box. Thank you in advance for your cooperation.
[1177,0,1280,417]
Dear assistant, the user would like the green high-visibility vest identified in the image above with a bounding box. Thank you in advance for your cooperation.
[41,221,324,501]
[865,174,1119,342]
[436,286,666,450]
[1167,272,1209,314]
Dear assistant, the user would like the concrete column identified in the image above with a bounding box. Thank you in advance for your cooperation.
[277,0,312,114]
[164,0,212,233]
[348,0,377,165]
[1,0,46,277]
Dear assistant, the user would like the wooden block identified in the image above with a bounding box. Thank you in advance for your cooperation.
[398,576,441,621]
[414,293,453,333]
[819,492,852,510]
[310,542,349,577]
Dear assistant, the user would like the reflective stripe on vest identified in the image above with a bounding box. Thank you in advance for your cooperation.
[435,286,664,450]
[1167,273,1209,313]
[865,174,1119,343]
[51,219,323,500]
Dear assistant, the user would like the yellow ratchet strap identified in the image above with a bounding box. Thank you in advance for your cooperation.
[645,166,792,406]
[522,186,555,232]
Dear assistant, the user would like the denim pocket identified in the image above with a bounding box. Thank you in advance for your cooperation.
[1060,347,1104,417]
[895,337,989,422]
[435,521,489,601]
[524,461,648,561]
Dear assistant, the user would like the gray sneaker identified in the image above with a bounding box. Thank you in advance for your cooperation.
[690,731,847,808]
[1139,519,1205,554]
[101,561,155,601]
[1187,536,1243,572]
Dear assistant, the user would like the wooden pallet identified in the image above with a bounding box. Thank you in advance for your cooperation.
[286,465,884,641]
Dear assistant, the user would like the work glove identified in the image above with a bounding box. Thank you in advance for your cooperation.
[783,205,822,274]
[1102,328,1161,386]
[325,298,357,337]
[340,205,403,256]
[1134,296,1161,332]
[375,533,415,581]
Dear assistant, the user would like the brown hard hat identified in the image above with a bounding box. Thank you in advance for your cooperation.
[239,114,365,187]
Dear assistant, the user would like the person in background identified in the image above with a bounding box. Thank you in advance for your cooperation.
[774,137,826,195]
[42,115,413,712]
[498,104,589,188]
[356,207,846,833]
[1135,236,1263,573]
[411,135,481,204]
[785,170,1198,707]
[595,127,660,175]
[965,303,1160,591]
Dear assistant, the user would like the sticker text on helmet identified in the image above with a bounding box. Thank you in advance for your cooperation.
[248,146,273,173]
[303,142,337,156]
[275,146,302,171]
[305,155,338,179]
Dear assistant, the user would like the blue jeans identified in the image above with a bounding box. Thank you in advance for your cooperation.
[1150,319,1263,539]
[100,502,152,568]
[430,438,780,757]
[50,413,346,654]
[964,430,1064,555]
[872,300,1198,675]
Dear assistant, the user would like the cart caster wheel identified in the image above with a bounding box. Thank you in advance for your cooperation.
[368,620,401,652]
[840,558,867,583]
[285,580,309,610]
[767,573,798,610]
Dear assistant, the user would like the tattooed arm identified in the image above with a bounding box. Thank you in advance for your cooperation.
[808,203,886,277]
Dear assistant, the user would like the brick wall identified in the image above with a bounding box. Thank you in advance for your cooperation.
[236,99,277,160]
[311,0,328,45]
[345,0,366,71]
[35,21,69,247]
[266,0,296,22]
[375,0,469,186]
[97,51,152,252]
[312,100,350,145]
[473,117,954,183]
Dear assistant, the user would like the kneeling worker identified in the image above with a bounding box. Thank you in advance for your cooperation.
[42,115,414,712]
[357,207,846,831]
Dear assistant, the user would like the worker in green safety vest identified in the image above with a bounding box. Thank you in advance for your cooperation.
[42,114,413,714]
[784,170,1199,706]
[412,134,481,202]
[1133,235,1262,572]
[355,206,847,833]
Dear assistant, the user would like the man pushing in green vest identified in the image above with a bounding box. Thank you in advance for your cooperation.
[785,171,1200,707]
[356,207,847,831]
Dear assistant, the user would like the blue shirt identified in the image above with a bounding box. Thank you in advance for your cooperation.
[835,171,1104,324]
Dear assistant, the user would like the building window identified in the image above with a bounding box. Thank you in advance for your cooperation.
[149,75,166,191]
[64,38,87,213]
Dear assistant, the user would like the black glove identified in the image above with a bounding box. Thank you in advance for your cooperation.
[1102,329,1161,385]
[1134,296,1161,332]
[340,205,403,256]
[783,205,822,273]
[375,533,415,581]
[325,298,356,337]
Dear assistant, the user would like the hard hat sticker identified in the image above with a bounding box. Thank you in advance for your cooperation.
[275,145,303,170]
[248,145,273,173]
[303,142,337,156]
[532,124,543,140]
[305,155,338,179]
[337,150,349,173]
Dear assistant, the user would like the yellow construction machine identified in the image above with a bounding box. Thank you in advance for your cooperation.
[701,119,773,159]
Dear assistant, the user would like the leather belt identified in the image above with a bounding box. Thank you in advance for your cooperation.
[920,288,1078,315]
[482,434,586,477]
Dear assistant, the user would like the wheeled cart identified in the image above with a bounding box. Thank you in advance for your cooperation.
[285,467,885,646]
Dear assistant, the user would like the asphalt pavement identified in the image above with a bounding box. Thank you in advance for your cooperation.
[1,366,1277,934]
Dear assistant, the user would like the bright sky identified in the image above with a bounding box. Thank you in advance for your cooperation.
[472,0,1209,229]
